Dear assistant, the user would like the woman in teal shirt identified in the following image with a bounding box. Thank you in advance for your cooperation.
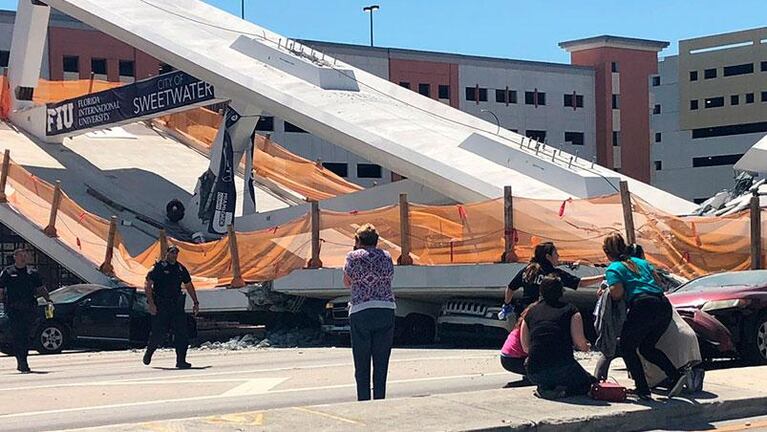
[603,233,687,399]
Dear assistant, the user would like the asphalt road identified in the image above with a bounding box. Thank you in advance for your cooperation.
[0,347,522,432]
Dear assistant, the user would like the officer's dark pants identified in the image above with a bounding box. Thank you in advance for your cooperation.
[147,297,188,363]
[350,308,395,401]
[8,307,34,370]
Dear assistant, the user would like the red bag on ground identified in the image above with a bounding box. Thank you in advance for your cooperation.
[589,379,627,402]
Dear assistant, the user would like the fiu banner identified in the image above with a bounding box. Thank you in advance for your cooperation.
[46,71,215,136]
[206,107,239,235]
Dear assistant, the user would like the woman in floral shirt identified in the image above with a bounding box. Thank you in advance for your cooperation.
[343,224,396,401]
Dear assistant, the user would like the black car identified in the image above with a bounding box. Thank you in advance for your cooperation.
[0,284,196,355]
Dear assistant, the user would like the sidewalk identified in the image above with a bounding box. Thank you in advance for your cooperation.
[66,365,767,432]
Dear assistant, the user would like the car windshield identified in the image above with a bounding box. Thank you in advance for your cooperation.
[49,285,103,303]
[672,271,767,293]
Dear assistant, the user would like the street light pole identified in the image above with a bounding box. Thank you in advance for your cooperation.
[362,5,379,47]
[241,0,245,19]
[480,109,501,135]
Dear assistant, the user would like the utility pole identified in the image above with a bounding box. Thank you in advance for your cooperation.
[362,5,379,47]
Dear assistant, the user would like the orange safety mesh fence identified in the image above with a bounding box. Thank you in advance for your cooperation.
[0,77,122,119]
[33,79,123,104]
[156,108,363,200]
[0,76,10,120]
[319,206,402,268]
[3,159,312,288]
[0,154,764,287]
[631,195,767,279]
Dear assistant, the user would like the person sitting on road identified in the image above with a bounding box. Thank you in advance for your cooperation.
[520,275,596,399]
[601,233,689,400]
[502,242,603,316]
[500,304,533,387]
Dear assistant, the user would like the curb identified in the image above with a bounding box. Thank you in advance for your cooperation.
[466,394,767,432]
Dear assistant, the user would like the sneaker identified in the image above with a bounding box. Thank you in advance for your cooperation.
[17,365,31,374]
[176,361,192,369]
[667,369,691,399]
[628,388,653,401]
[142,349,154,366]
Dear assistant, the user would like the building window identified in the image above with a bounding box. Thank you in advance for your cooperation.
[690,99,699,110]
[255,116,274,131]
[762,91,767,102]
[0,50,10,68]
[465,86,487,102]
[762,61,767,72]
[438,84,450,99]
[723,63,754,77]
[564,93,583,108]
[322,162,348,178]
[524,91,545,106]
[746,93,755,103]
[564,132,584,146]
[654,161,662,171]
[357,163,382,178]
[692,154,744,168]
[284,121,308,133]
[399,81,410,89]
[612,94,620,109]
[418,83,431,97]
[704,68,717,79]
[653,104,661,114]
[692,121,767,139]
[612,131,620,147]
[496,89,507,103]
[652,76,661,86]
[119,60,135,77]
[525,130,546,142]
[704,96,725,108]
[159,63,175,75]
[731,95,740,105]
[63,56,79,73]
[611,62,619,73]
[655,132,662,143]
[91,58,107,75]
[689,71,698,81]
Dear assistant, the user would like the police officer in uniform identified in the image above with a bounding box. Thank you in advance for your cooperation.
[0,248,50,373]
[143,245,199,369]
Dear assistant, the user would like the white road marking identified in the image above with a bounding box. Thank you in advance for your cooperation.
[0,354,497,392]
[220,377,288,397]
[0,372,508,420]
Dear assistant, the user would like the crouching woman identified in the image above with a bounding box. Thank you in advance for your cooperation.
[520,275,596,399]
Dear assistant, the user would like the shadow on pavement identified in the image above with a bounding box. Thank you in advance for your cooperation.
[151,366,212,371]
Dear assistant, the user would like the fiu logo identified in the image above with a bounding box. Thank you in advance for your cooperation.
[47,103,74,134]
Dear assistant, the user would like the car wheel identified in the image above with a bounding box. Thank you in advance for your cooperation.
[36,322,66,355]
[401,315,435,345]
[743,313,767,365]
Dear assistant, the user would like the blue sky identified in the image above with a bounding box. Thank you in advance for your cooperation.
[1,1,765,63]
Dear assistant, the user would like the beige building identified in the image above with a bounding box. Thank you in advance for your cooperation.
[652,27,767,202]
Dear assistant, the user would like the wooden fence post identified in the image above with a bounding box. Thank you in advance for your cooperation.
[158,229,168,261]
[99,216,118,276]
[0,149,10,203]
[43,180,63,237]
[307,201,323,268]
[501,185,517,262]
[397,193,413,265]
[619,180,636,245]
[751,192,762,270]
[227,224,246,288]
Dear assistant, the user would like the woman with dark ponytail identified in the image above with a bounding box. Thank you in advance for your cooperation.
[520,275,596,399]
[602,232,688,399]
[503,242,603,313]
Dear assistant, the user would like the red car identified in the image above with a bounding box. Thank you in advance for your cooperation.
[667,270,767,364]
